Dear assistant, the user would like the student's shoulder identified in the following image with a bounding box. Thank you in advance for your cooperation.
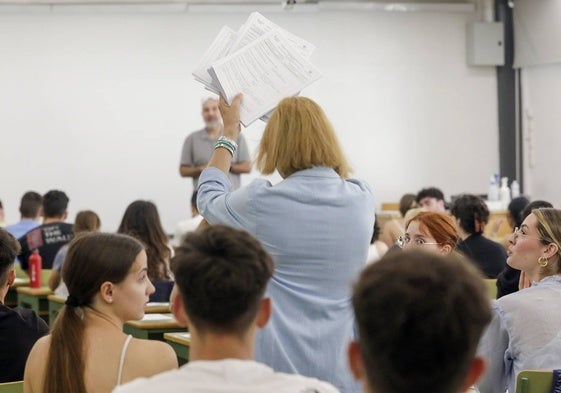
[128,337,178,371]
[273,372,340,393]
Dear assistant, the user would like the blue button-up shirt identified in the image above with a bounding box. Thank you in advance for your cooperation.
[198,166,375,393]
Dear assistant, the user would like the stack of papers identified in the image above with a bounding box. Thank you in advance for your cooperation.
[193,12,321,126]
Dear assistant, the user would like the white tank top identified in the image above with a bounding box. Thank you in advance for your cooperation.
[117,335,133,385]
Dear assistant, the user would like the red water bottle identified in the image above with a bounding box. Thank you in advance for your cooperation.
[29,250,42,288]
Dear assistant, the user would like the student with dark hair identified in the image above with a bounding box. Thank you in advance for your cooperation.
[114,225,338,393]
[496,199,554,298]
[24,233,177,393]
[0,228,49,382]
[6,191,42,240]
[349,250,491,393]
[18,190,73,273]
[451,194,507,278]
[416,187,446,212]
[118,200,173,302]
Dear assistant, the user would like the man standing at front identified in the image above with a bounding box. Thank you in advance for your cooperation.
[179,97,251,190]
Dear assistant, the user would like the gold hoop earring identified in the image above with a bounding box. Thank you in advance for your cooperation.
[537,256,549,267]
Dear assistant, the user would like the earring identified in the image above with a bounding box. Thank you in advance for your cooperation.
[538,256,549,267]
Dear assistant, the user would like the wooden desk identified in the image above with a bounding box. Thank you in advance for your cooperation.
[17,287,53,324]
[124,313,185,341]
[145,302,171,314]
[5,278,30,307]
[47,294,66,324]
[164,332,191,365]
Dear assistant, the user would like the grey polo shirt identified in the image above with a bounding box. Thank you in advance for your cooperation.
[180,128,250,190]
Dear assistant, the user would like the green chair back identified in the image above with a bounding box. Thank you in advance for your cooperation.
[516,370,553,393]
[0,381,23,393]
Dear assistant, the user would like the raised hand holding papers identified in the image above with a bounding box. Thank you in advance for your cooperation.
[192,12,321,126]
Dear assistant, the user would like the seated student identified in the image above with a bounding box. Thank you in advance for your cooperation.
[349,250,491,393]
[399,211,459,256]
[0,228,49,383]
[6,191,42,240]
[24,233,177,393]
[380,193,417,248]
[366,217,388,263]
[416,187,446,213]
[18,190,73,273]
[48,210,101,295]
[113,225,339,393]
[477,208,561,393]
[496,199,553,298]
[118,200,173,302]
[170,191,203,249]
[451,194,507,278]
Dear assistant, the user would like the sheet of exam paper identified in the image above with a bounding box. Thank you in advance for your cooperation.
[192,25,238,93]
[229,12,315,60]
[209,31,321,127]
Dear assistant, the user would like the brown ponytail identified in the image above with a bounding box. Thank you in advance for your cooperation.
[43,232,143,393]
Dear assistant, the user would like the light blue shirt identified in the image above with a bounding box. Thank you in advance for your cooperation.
[6,219,41,265]
[6,219,41,240]
[198,166,375,393]
[477,275,561,393]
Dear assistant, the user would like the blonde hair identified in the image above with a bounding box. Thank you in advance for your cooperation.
[532,208,561,273]
[256,97,351,178]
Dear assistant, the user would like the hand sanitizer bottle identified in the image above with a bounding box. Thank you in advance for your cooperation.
[487,175,499,201]
[511,180,520,199]
[500,177,511,208]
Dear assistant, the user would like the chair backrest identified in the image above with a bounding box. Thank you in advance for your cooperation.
[483,278,498,300]
[0,381,23,393]
[516,370,553,393]
[149,280,174,303]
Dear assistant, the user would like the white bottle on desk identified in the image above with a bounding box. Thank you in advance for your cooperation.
[500,177,511,208]
[487,175,499,202]
[511,180,520,199]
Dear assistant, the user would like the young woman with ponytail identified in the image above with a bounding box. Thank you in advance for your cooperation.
[23,232,177,393]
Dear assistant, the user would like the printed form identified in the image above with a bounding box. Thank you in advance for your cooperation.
[209,31,321,126]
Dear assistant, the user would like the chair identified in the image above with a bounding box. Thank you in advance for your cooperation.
[483,278,498,300]
[0,381,23,393]
[516,370,553,393]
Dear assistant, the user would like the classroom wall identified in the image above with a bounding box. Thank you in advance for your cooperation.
[0,6,499,233]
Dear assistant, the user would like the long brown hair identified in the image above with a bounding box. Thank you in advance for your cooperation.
[117,200,171,280]
[44,233,144,393]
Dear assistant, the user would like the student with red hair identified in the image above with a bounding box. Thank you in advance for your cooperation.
[398,211,459,255]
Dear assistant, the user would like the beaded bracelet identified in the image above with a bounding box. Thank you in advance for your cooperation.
[217,136,238,150]
[214,140,236,156]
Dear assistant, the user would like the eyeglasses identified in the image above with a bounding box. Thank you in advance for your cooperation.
[512,227,543,242]
[397,236,442,249]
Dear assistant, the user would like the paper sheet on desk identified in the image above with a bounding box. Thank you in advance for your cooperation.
[208,31,321,127]
[141,313,173,321]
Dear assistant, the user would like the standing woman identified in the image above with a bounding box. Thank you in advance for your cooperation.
[24,233,177,393]
[118,201,173,302]
[197,94,375,392]
[478,208,561,393]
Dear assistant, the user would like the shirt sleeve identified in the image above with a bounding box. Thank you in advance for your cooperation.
[476,301,510,393]
[52,246,66,272]
[180,135,194,166]
[197,167,258,233]
[235,134,251,163]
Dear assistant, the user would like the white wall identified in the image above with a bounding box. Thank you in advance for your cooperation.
[521,65,561,207]
[0,7,499,232]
